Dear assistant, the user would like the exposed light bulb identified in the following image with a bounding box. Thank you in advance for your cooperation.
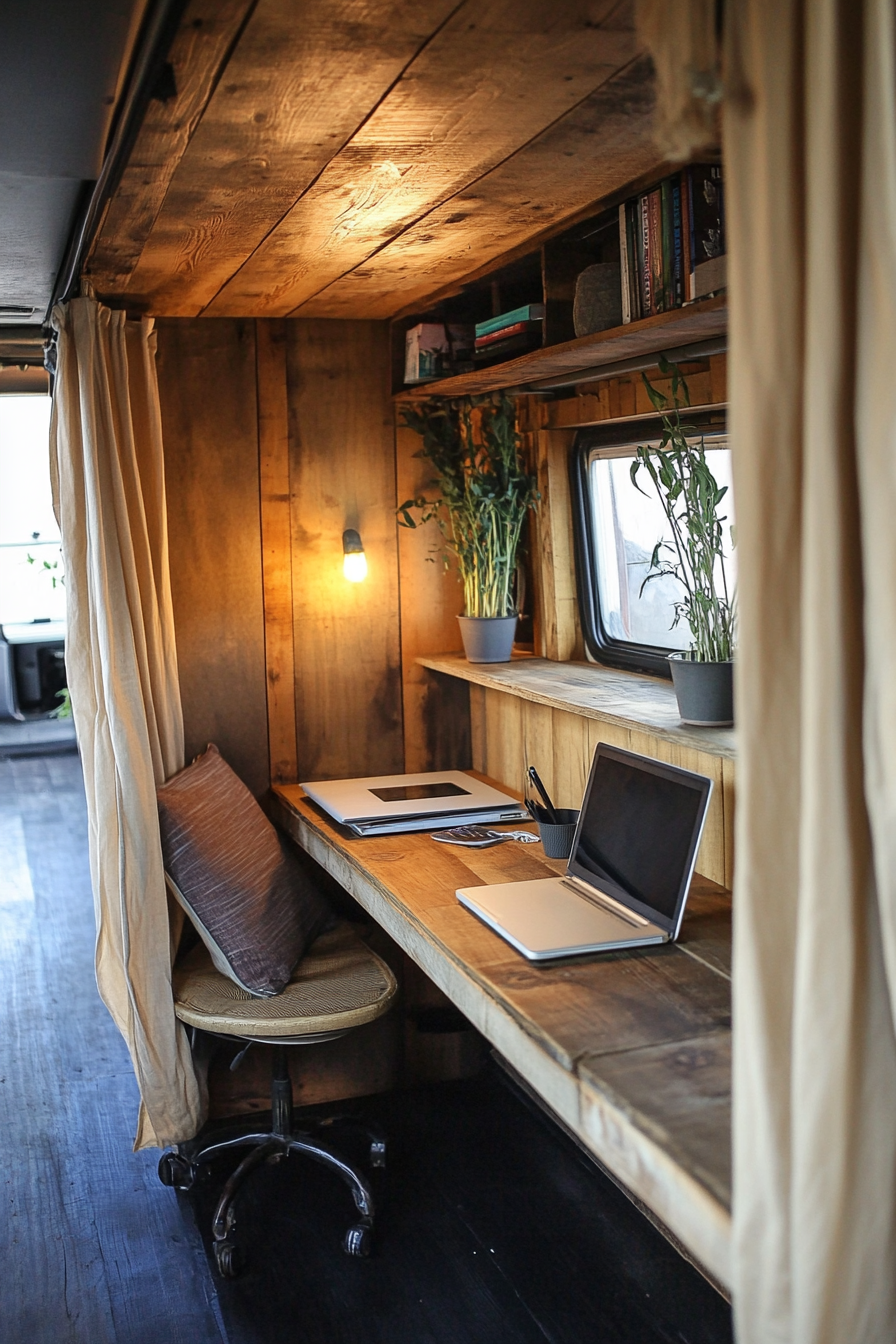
[343,550,368,582]
[342,528,367,582]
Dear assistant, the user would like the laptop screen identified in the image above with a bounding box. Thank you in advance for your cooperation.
[566,746,712,934]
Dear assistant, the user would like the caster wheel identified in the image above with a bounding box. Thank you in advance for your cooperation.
[343,1223,373,1258]
[214,1239,243,1278]
[157,1152,195,1191]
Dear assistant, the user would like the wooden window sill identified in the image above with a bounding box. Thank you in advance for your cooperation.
[416,652,736,762]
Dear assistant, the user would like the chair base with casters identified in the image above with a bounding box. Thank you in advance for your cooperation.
[157,921,398,1278]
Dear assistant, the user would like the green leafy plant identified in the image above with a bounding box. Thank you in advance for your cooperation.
[52,687,72,720]
[631,357,735,662]
[26,546,64,588]
[398,395,538,619]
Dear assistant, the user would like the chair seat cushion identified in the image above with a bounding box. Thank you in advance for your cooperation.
[158,744,334,997]
[172,921,398,1038]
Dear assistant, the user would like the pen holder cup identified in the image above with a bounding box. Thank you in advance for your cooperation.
[536,809,580,860]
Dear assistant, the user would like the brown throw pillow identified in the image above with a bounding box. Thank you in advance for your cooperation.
[157,744,333,997]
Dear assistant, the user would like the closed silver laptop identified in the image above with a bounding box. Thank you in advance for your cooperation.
[301,770,528,836]
[456,744,712,961]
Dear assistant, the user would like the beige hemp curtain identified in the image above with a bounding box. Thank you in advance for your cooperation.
[50,297,202,1149]
[724,0,896,1340]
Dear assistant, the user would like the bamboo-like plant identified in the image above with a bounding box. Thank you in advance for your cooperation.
[631,358,736,662]
[398,395,538,619]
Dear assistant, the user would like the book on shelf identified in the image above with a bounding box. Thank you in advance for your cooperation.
[472,329,542,363]
[474,319,542,349]
[404,322,474,384]
[618,164,725,324]
[474,303,544,340]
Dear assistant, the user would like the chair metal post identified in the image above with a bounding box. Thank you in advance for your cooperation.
[271,1044,293,1138]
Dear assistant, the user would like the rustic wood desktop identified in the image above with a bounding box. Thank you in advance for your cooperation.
[271,775,732,1291]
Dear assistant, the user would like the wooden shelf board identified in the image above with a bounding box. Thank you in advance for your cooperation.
[417,652,736,761]
[397,296,727,400]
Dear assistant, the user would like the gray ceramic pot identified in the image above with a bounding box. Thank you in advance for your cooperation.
[457,614,517,664]
[668,654,734,727]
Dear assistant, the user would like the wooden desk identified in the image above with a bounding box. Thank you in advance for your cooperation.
[271,782,732,1290]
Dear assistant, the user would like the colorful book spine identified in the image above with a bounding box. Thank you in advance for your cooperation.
[639,195,651,317]
[618,203,631,325]
[647,188,663,315]
[626,201,641,321]
[671,178,683,308]
[679,169,692,302]
[475,304,544,339]
[474,320,539,348]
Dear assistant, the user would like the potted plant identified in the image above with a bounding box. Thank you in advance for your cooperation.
[631,358,736,725]
[398,395,538,663]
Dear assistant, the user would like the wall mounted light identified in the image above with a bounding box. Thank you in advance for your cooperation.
[342,528,368,582]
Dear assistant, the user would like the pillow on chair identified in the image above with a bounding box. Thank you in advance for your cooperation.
[158,744,334,998]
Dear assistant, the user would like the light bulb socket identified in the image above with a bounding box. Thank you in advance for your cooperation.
[343,528,363,554]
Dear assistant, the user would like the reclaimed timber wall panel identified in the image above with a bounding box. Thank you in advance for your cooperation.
[156,318,270,796]
[395,420,470,773]
[120,0,456,316]
[208,0,633,316]
[468,683,732,889]
[257,318,299,783]
[286,319,403,780]
[298,53,659,320]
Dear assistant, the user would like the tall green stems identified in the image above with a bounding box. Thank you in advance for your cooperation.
[631,359,736,662]
[398,395,538,619]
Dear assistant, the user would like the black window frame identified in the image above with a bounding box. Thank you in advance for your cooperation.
[570,407,729,679]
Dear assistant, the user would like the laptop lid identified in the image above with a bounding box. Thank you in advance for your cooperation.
[565,744,712,939]
[301,771,524,825]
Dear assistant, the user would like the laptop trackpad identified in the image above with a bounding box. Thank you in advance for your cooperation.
[457,877,658,959]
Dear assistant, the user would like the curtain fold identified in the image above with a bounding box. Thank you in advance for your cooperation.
[725,0,896,1339]
[50,297,202,1149]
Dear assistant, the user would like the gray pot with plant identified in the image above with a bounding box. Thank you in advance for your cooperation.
[398,395,538,663]
[632,359,736,727]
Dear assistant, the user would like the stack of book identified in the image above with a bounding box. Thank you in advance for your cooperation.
[473,303,544,363]
[619,165,724,324]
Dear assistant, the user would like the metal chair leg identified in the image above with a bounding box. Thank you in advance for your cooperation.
[211,1138,281,1277]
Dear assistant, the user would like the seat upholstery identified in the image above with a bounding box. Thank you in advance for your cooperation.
[173,921,397,1038]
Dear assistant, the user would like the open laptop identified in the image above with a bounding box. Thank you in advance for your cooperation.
[301,770,528,837]
[456,744,712,961]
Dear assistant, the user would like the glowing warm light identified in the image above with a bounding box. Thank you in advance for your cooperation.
[342,528,367,582]
[343,550,368,583]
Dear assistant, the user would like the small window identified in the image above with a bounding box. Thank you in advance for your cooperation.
[0,396,63,625]
[571,409,733,677]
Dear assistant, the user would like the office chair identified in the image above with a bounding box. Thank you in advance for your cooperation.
[157,918,397,1278]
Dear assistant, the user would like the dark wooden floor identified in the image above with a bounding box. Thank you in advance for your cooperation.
[0,750,732,1344]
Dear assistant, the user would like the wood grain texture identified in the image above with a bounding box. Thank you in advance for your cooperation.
[270,781,733,1286]
[452,674,732,888]
[297,53,660,320]
[396,297,727,399]
[86,0,257,292]
[287,319,403,780]
[416,653,736,758]
[532,429,583,660]
[156,317,271,796]
[395,418,472,772]
[116,0,460,315]
[256,318,298,783]
[206,0,633,316]
[540,352,727,429]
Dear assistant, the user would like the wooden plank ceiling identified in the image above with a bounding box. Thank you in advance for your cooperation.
[87,0,660,320]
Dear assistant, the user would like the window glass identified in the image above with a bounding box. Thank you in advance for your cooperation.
[587,442,735,653]
[0,397,64,624]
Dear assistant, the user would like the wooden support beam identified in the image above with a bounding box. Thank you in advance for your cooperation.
[86,0,258,291]
[256,318,298,783]
[532,428,583,662]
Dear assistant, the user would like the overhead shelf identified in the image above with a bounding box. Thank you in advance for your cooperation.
[397,294,727,400]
